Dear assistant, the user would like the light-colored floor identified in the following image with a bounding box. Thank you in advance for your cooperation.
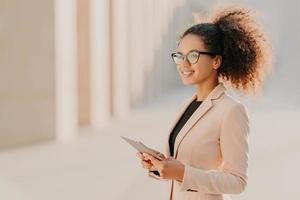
[0,88,299,200]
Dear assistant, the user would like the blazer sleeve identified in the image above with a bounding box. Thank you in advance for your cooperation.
[177,103,250,194]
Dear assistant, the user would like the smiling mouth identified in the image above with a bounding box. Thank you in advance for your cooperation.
[181,70,194,78]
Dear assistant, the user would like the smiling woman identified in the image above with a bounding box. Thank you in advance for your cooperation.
[136,4,273,200]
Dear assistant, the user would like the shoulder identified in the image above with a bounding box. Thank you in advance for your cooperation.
[216,92,249,118]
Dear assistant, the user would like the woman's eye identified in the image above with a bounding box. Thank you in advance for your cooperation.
[189,53,198,59]
[187,52,199,62]
[175,55,184,60]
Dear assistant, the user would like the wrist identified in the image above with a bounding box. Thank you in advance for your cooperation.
[176,163,185,182]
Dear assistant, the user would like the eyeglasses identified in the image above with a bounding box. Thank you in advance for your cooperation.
[171,50,217,65]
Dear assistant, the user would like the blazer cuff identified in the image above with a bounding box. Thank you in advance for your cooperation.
[176,164,247,194]
[177,164,198,192]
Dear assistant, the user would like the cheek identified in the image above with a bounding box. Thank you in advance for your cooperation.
[192,62,213,77]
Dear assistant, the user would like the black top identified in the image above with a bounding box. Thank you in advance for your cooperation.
[168,98,203,157]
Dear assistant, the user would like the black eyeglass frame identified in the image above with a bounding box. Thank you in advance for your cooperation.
[171,50,218,65]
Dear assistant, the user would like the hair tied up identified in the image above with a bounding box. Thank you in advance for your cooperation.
[209,5,273,94]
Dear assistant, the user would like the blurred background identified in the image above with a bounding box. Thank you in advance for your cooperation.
[0,0,299,199]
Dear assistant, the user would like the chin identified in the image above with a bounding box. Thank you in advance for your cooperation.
[181,80,197,86]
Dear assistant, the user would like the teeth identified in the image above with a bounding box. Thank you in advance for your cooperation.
[182,71,193,75]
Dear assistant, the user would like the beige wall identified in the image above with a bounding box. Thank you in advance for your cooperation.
[77,0,90,126]
[0,0,192,149]
[0,0,55,149]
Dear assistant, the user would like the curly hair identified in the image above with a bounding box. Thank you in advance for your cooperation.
[180,5,273,94]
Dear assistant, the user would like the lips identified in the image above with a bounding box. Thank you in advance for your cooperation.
[181,70,194,78]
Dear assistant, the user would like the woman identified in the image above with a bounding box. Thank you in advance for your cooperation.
[137,5,272,200]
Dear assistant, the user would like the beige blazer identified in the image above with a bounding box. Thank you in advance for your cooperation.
[149,82,250,200]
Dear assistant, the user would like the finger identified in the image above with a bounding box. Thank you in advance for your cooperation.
[136,152,144,159]
[149,165,157,171]
[143,153,160,165]
[141,160,152,169]
[144,152,164,160]
[143,153,155,160]
[142,153,151,161]
[138,152,149,161]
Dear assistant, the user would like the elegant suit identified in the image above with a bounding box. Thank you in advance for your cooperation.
[149,82,250,200]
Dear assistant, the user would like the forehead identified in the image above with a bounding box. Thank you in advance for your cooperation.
[178,34,206,54]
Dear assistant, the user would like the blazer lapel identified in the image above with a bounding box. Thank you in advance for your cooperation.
[164,94,196,157]
[173,83,226,158]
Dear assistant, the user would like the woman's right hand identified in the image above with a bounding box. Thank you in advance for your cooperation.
[136,152,155,170]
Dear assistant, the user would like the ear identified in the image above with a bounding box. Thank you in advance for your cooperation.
[212,55,222,70]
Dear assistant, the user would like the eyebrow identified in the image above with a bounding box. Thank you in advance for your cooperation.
[176,50,218,57]
[177,49,202,54]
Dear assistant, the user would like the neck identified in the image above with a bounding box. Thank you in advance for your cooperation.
[194,79,219,101]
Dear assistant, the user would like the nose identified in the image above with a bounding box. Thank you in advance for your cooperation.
[179,57,191,67]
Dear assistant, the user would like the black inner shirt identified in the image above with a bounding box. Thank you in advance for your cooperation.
[168,98,203,157]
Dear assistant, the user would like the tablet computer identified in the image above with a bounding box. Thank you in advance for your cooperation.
[120,136,165,161]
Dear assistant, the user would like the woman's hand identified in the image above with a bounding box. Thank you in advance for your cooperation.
[142,153,185,181]
[136,152,156,171]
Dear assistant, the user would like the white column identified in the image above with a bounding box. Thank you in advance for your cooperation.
[89,0,112,128]
[54,0,78,142]
[112,0,130,118]
[127,0,146,107]
[144,0,155,102]
[154,0,162,97]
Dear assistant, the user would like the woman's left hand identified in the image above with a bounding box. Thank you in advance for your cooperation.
[143,153,185,182]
